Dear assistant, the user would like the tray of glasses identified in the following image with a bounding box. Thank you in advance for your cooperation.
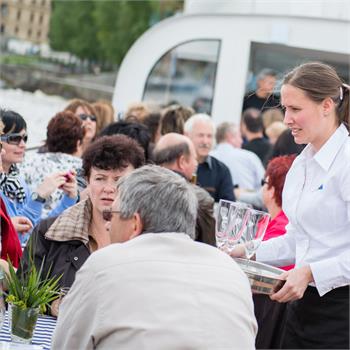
[234,258,285,295]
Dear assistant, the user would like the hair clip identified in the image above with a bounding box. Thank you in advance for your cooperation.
[340,86,343,101]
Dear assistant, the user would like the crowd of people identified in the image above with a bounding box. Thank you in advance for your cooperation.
[0,62,349,349]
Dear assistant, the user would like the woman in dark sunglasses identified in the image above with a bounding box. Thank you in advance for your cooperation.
[64,99,98,152]
[0,118,34,269]
[0,109,79,245]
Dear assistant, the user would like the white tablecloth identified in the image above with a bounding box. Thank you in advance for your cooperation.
[0,312,56,350]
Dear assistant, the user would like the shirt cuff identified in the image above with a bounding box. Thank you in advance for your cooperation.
[310,257,348,296]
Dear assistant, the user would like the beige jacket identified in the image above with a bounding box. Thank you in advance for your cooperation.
[52,233,257,350]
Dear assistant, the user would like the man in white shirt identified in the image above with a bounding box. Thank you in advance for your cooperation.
[211,122,265,191]
[52,165,257,350]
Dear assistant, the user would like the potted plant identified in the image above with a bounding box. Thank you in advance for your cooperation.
[5,259,61,344]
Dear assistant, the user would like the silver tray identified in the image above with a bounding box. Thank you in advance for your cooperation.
[234,258,285,295]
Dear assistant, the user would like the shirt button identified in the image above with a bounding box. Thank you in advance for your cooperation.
[73,257,78,261]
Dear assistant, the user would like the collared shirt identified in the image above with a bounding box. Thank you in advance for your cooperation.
[256,124,350,296]
[211,143,265,190]
[197,155,235,202]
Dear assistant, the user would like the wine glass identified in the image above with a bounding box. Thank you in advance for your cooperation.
[225,202,251,253]
[243,208,270,259]
[215,199,235,250]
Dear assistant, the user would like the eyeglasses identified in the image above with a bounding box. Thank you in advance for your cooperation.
[79,114,97,122]
[0,141,2,152]
[261,179,269,186]
[0,133,28,145]
[102,209,121,222]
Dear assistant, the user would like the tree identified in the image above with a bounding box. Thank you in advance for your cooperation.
[50,1,101,62]
[94,1,153,64]
[49,0,184,67]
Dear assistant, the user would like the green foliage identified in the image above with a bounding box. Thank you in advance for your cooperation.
[49,0,184,66]
[94,0,153,64]
[50,0,101,61]
[5,256,61,314]
[0,54,40,65]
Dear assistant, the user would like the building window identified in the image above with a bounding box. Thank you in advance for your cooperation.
[1,3,8,17]
[15,26,19,34]
[37,30,41,39]
[30,12,34,23]
[41,0,45,5]
[0,24,5,34]
[17,10,21,20]
[28,28,32,37]
[39,14,43,24]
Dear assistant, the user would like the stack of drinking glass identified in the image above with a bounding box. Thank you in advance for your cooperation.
[216,200,285,295]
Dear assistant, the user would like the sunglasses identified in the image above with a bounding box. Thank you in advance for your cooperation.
[102,209,121,222]
[79,114,97,122]
[0,133,28,145]
[261,179,269,186]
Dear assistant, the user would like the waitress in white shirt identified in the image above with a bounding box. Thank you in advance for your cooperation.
[232,62,350,349]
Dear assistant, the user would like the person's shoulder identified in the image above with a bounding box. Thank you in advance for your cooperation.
[209,155,229,169]
[244,91,257,100]
[341,136,350,155]
[210,156,232,176]
[37,216,57,234]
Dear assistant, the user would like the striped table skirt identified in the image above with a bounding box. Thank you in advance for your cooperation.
[0,311,57,350]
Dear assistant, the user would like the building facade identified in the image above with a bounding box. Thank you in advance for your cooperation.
[0,0,51,44]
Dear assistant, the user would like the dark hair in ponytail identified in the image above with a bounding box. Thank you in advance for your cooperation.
[283,62,350,129]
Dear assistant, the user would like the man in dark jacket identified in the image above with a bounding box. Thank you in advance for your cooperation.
[184,114,235,203]
[153,133,216,247]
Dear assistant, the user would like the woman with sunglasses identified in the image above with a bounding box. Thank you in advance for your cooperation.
[0,109,79,243]
[0,120,29,269]
[64,99,98,152]
[20,135,145,316]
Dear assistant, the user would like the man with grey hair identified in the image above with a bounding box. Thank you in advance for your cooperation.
[211,122,265,191]
[242,68,280,112]
[184,113,235,202]
[52,165,257,350]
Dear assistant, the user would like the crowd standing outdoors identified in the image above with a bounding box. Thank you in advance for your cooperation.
[0,61,349,349]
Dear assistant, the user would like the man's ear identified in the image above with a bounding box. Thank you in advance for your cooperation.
[129,212,143,239]
[177,154,186,171]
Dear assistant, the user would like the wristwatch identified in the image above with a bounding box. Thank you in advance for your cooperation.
[31,192,46,203]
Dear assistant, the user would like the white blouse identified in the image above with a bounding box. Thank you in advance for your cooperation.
[257,124,350,296]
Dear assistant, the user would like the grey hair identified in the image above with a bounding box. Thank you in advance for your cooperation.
[216,122,239,143]
[184,113,215,134]
[116,165,198,239]
[256,68,277,82]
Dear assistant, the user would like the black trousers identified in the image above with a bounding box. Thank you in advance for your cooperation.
[281,285,350,349]
[254,294,287,349]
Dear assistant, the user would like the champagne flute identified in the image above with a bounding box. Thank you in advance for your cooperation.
[243,208,270,259]
[226,202,251,253]
[215,199,235,250]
